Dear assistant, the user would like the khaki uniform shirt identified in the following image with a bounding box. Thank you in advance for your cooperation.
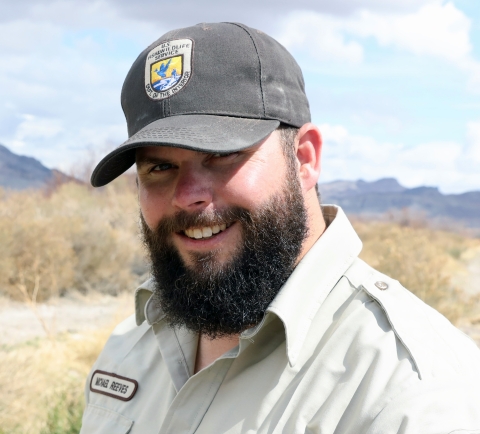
[81,206,480,434]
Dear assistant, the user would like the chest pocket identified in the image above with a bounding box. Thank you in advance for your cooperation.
[80,404,134,434]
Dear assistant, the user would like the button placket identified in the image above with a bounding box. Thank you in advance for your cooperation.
[159,358,234,434]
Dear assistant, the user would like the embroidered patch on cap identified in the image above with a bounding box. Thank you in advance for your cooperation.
[90,370,138,401]
[144,38,193,100]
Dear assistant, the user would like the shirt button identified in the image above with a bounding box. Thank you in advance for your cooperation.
[375,281,389,290]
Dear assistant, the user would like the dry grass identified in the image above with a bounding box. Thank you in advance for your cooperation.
[0,177,147,303]
[353,219,480,323]
[0,328,112,434]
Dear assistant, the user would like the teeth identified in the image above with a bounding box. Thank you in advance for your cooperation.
[202,227,213,238]
[184,223,231,239]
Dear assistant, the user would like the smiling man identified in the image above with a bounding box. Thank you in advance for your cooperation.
[135,127,321,354]
[81,23,480,434]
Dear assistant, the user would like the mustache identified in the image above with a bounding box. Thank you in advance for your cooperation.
[143,207,253,237]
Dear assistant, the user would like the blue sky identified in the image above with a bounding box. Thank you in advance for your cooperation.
[0,0,479,193]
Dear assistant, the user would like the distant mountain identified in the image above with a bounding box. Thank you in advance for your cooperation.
[0,144,73,190]
[319,178,480,228]
[2,144,479,228]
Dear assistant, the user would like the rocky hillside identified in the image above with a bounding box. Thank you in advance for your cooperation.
[0,144,71,190]
[319,178,480,228]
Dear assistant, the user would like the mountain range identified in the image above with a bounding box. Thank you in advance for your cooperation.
[319,178,480,229]
[1,144,479,228]
[0,144,72,190]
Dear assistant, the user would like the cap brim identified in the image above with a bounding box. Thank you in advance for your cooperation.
[91,115,280,187]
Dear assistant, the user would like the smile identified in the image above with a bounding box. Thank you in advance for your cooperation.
[183,222,233,239]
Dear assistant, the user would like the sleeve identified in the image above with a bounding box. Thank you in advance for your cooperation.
[83,366,94,405]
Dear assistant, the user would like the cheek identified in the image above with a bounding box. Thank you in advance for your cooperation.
[139,186,170,229]
[221,155,288,207]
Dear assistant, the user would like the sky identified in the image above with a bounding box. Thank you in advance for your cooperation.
[1,0,480,193]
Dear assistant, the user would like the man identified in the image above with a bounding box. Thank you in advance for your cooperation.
[81,23,480,433]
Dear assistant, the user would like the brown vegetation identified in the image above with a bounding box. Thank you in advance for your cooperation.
[0,176,147,304]
[0,326,115,434]
[354,219,480,323]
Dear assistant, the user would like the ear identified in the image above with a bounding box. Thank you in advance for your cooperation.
[295,123,322,192]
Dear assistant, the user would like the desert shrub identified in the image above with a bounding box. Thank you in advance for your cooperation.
[47,179,146,295]
[354,220,478,323]
[0,177,147,301]
[0,189,76,301]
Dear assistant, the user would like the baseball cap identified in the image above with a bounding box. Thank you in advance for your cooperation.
[91,22,311,187]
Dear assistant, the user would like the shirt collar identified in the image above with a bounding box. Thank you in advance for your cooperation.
[135,205,363,365]
[262,205,362,366]
[135,278,159,326]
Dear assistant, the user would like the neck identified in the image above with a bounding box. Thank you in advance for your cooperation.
[297,188,326,264]
[194,333,239,373]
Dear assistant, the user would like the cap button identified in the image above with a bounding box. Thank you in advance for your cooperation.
[375,281,389,290]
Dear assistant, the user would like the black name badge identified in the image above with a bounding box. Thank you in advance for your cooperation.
[90,370,138,401]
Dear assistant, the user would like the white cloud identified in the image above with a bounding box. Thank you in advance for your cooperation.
[319,123,480,193]
[0,1,161,170]
[278,13,364,64]
[0,0,439,30]
[277,2,480,83]
[13,114,63,143]
[4,118,126,172]
[351,2,471,63]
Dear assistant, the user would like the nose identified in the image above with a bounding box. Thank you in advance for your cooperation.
[171,164,213,211]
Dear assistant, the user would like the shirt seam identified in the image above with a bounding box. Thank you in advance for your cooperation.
[295,255,355,355]
[359,279,423,380]
[173,328,192,377]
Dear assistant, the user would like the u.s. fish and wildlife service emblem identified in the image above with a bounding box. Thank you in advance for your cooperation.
[144,39,193,100]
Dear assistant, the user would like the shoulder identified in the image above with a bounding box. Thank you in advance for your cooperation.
[99,314,153,365]
[84,314,154,397]
[86,280,159,383]
[343,258,480,381]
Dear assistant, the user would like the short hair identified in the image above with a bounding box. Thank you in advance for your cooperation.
[277,123,321,200]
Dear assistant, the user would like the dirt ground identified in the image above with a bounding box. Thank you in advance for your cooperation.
[0,292,134,347]
[1,291,479,349]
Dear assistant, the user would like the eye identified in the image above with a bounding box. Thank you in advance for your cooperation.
[151,162,174,172]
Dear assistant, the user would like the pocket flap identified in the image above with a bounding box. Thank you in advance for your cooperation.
[80,404,134,434]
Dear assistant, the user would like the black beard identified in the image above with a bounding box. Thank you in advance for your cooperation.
[141,178,308,339]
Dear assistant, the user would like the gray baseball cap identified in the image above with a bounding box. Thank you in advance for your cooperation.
[91,22,311,187]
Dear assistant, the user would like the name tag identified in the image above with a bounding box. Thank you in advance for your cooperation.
[90,370,138,401]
